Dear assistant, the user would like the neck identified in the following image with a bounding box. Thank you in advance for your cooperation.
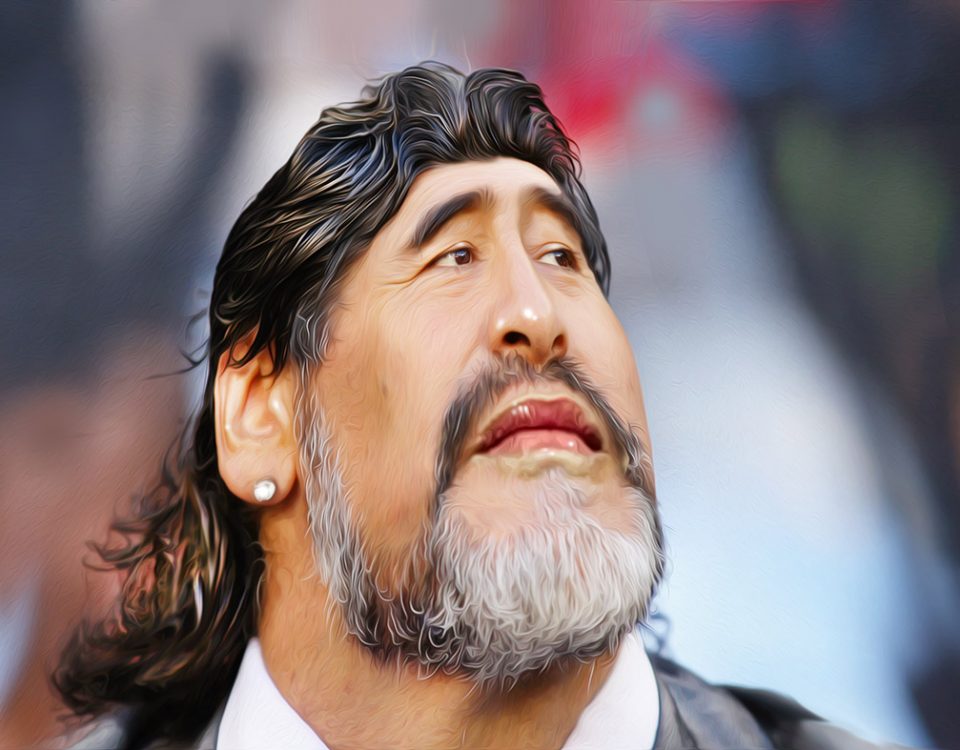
[257,497,620,750]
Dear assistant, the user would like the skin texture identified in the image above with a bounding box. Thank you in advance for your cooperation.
[215,157,655,749]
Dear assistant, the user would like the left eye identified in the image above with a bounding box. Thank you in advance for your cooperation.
[433,246,474,267]
[541,248,576,268]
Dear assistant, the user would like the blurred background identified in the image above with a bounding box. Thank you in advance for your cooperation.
[2,1,958,747]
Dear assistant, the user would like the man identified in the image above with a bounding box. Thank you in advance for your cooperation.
[57,62,882,750]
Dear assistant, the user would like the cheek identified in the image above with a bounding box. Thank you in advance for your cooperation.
[379,280,489,410]
[320,290,480,570]
[568,304,649,435]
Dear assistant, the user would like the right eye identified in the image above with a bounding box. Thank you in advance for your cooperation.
[433,246,474,267]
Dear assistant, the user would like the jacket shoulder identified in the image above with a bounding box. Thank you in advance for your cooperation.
[724,685,905,750]
[651,652,775,748]
[63,717,126,750]
[651,653,897,750]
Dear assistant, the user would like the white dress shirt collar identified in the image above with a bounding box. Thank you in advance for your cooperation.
[218,629,659,749]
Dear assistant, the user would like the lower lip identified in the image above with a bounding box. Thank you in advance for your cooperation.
[486,429,593,456]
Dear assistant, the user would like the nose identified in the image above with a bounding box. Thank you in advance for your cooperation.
[488,245,568,367]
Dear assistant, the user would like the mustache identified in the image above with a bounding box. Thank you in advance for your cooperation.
[433,355,654,498]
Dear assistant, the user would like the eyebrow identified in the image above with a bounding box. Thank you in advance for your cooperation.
[521,186,583,238]
[404,184,583,253]
[407,189,491,251]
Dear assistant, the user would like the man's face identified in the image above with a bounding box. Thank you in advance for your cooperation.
[298,157,661,681]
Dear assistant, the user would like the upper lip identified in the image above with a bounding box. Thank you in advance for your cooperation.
[474,396,604,454]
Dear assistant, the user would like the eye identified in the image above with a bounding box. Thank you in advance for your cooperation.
[433,245,474,267]
[540,247,577,269]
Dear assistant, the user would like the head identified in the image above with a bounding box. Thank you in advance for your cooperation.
[57,62,663,744]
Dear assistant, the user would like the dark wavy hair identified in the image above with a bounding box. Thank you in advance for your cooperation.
[54,61,612,749]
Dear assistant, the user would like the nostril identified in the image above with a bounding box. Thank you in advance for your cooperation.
[503,331,529,346]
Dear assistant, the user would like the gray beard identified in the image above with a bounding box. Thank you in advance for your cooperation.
[294,378,663,691]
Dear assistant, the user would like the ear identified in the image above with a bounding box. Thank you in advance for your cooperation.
[214,335,298,506]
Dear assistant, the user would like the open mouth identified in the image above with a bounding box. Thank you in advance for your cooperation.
[476,398,603,457]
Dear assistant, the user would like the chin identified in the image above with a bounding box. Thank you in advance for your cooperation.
[448,452,640,537]
[417,468,664,690]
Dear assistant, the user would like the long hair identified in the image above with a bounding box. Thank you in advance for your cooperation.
[54,61,612,748]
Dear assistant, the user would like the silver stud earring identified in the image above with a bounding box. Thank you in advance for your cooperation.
[253,478,277,504]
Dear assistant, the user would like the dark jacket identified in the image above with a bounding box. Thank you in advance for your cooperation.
[650,654,892,749]
[69,654,896,749]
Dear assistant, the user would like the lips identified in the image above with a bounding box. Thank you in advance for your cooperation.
[476,398,603,456]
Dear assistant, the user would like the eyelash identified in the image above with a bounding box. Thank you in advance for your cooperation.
[430,245,580,270]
